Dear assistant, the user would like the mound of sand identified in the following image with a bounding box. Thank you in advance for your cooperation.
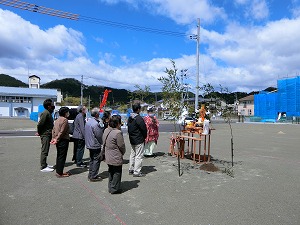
[199,163,220,172]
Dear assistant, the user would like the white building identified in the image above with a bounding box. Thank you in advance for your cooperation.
[0,75,62,117]
[237,95,254,116]
[29,74,41,89]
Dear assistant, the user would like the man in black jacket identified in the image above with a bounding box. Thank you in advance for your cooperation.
[37,99,55,172]
[127,103,147,177]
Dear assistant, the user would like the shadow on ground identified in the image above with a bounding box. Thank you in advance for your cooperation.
[68,167,88,175]
[64,162,75,168]
[121,180,140,193]
[98,171,109,179]
[155,152,165,157]
[141,165,157,175]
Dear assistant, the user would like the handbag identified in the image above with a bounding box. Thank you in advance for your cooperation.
[100,130,112,161]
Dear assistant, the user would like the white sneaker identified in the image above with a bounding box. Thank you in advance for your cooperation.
[40,167,54,172]
[47,165,54,168]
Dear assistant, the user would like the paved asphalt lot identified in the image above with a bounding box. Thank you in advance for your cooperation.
[0,118,299,225]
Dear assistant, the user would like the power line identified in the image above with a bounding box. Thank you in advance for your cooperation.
[0,0,79,20]
[79,16,187,37]
[0,0,189,37]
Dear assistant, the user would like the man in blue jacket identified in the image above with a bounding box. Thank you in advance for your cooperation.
[127,103,147,177]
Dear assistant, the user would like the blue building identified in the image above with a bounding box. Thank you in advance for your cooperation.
[0,75,61,119]
[255,76,300,121]
[0,86,60,118]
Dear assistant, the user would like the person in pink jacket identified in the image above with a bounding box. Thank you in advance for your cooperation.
[143,108,159,157]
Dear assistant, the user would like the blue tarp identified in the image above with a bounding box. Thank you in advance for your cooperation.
[255,76,300,120]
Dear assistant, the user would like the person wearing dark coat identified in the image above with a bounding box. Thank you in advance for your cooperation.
[102,111,111,130]
[127,103,147,177]
[103,115,126,194]
[37,99,55,172]
[72,105,87,167]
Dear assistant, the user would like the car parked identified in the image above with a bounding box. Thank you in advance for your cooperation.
[165,116,176,121]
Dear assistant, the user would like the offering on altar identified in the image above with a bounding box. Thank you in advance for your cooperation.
[199,104,206,123]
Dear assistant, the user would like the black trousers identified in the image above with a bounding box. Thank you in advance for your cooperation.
[72,138,78,162]
[108,165,122,193]
[88,148,101,179]
[56,139,69,175]
[76,139,85,165]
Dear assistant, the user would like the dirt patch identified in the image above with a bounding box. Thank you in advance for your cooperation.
[199,163,220,172]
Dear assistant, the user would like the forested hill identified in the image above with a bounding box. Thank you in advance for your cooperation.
[0,74,27,87]
[41,78,129,104]
[0,74,130,104]
[1,74,276,106]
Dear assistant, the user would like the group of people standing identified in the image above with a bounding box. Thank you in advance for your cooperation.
[37,99,159,194]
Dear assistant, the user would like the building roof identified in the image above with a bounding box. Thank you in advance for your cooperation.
[0,86,57,98]
[29,75,41,79]
[239,95,254,101]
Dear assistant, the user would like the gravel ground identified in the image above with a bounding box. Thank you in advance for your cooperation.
[0,119,299,225]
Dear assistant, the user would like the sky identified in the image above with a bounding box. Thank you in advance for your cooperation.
[1,0,300,94]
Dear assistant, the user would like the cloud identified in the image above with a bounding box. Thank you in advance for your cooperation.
[120,55,131,64]
[234,0,269,20]
[100,0,226,24]
[291,6,300,18]
[93,36,104,43]
[98,52,116,63]
[1,6,300,94]
[0,9,86,61]
[250,0,269,20]
[201,17,300,91]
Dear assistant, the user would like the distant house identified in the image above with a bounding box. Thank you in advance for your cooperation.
[0,75,62,118]
[237,95,254,116]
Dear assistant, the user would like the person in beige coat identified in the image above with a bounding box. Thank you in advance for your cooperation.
[102,115,126,194]
[51,107,70,178]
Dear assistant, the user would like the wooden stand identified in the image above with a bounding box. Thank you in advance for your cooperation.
[169,126,213,164]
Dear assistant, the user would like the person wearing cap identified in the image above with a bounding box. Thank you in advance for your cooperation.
[73,105,87,167]
[51,107,70,178]
[143,108,159,157]
[37,98,55,172]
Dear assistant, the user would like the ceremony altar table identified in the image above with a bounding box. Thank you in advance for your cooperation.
[169,125,213,163]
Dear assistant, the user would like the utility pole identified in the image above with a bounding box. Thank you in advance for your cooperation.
[195,18,200,113]
[80,75,83,105]
[189,18,200,113]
